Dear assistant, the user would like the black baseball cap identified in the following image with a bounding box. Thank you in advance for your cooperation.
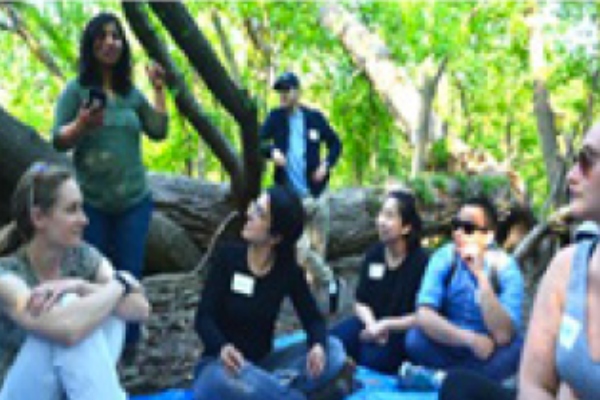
[273,72,300,91]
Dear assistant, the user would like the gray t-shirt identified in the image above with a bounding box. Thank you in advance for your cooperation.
[0,243,101,385]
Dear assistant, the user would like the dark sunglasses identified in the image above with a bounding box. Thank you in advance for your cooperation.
[451,218,488,235]
[574,147,600,177]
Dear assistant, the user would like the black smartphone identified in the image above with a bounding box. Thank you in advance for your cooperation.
[84,87,107,109]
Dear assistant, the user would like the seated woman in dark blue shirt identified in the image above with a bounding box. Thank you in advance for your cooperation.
[331,190,429,373]
[193,186,347,400]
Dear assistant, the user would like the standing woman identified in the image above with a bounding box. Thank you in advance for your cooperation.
[52,12,168,350]
[331,190,429,373]
[193,186,347,400]
[0,163,150,399]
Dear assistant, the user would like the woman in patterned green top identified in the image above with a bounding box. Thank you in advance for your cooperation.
[52,12,168,350]
[0,162,150,399]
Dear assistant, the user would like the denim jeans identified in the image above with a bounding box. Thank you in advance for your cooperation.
[192,337,346,400]
[0,314,126,400]
[331,316,408,374]
[405,327,523,381]
[83,195,153,345]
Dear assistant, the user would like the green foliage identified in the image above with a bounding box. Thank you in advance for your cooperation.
[0,0,598,213]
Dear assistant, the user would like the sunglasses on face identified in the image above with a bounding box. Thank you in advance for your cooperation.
[451,218,488,235]
[574,147,600,177]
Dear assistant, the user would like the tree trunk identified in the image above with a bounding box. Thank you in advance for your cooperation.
[411,57,448,177]
[529,10,564,207]
[319,3,445,144]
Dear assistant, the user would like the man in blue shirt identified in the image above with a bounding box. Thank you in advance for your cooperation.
[403,197,524,383]
[260,72,343,313]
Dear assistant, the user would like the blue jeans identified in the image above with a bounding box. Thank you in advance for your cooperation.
[331,316,408,374]
[83,195,153,345]
[405,327,523,381]
[192,337,346,400]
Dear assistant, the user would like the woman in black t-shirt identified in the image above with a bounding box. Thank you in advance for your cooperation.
[331,190,429,373]
[193,186,347,400]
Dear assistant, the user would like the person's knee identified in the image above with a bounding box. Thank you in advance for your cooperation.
[325,337,346,369]
[193,362,238,399]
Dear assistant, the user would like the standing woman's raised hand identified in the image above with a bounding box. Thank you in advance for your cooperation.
[146,62,166,92]
[145,61,167,113]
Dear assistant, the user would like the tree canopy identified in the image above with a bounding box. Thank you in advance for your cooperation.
[0,0,598,212]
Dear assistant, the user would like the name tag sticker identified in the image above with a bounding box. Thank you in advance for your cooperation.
[369,263,385,280]
[559,314,581,351]
[231,273,255,296]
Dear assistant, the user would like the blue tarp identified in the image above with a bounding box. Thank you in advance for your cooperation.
[131,331,438,400]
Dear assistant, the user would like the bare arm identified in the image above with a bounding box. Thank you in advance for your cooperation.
[518,247,573,400]
[0,273,125,346]
[416,306,494,359]
[477,273,515,345]
[355,302,377,328]
[380,314,416,332]
[94,258,150,322]
[416,306,472,347]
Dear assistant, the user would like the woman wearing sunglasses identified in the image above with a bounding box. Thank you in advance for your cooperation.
[438,130,600,400]
[0,163,150,399]
[193,186,347,400]
[401,197,524,389]
[330,190,429,373]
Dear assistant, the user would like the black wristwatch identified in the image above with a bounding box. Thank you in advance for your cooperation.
[114,271,132,298]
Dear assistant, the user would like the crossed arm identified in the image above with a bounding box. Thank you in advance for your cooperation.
[0,257,150,347]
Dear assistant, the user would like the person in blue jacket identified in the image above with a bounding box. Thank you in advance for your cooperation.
[260,72,343,314]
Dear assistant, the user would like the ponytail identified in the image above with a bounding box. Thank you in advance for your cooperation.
[0,222,24,256]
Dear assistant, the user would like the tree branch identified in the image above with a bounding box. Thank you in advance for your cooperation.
[121,2,245,203]
[148,1,262,205]
[211,10,242,86]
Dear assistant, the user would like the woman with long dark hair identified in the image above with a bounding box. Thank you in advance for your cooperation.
[0,162,149,399]
[331,190,429,373]
[193,186,348,400]
[52,12,168,351]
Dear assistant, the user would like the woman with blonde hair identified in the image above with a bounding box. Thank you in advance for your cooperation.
[0,162,150,399]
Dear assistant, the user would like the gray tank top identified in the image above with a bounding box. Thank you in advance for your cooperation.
[556,239,600,399]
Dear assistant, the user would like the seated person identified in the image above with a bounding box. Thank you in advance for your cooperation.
[439,126,600,400]
[0,162,150,399]
[193,186,347,400]
[402,196,524,387]
[331,190,429,373]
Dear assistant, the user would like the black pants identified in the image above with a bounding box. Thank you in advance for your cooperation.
[440,369,517,400]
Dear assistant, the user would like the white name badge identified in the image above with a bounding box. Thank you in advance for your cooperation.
[309,129,320,141]
[231,273,255,296]
[559,314,581,351]
[369,263,385,280]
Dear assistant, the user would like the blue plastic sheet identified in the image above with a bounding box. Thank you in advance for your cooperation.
[131,332,438,400]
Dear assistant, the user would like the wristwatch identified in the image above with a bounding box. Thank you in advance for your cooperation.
[114,271,133,298]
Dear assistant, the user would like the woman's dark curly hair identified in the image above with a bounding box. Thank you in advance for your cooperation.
[78,12,132,95]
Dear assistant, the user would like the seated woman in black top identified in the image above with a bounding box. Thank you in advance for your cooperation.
[331,190,429,373]
[193,186,347,400]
